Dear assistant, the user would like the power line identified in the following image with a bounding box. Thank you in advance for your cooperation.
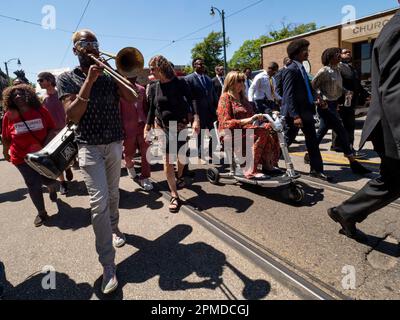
[0,13,71,33]
[150,0,266,56]
[0,12,177,42]
[59,0,92,67]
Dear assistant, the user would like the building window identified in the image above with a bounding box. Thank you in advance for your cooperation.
[353,40,375,80]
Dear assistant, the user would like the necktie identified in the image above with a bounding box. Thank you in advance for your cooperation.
[200,75,207,89]
[301,66,314,105]
[269,77,276,100]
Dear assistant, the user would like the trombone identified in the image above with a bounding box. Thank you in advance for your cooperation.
[86,47,145,98]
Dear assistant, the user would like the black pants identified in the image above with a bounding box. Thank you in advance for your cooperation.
[16,163,57,214]
[331,106,356,150]
[336,156,400,223]
[316,101,353,156]
[255,99,279,115]
[285,116,324,173]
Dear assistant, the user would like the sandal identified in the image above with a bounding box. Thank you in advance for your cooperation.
[169,197,181,213]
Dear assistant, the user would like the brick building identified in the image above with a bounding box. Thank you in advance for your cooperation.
[261,8,397,80]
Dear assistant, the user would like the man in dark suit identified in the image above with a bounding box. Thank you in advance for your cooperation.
[282,39,331,182]
[185,58,218,160]
[275,57,292,97]
[212,65,225,100]
[328,7,400,241]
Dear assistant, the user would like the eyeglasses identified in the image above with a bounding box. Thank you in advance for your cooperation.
[75,40,99,51]
[37,79,44,83]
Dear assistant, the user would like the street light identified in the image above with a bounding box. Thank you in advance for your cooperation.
[210,6,227,74]
[4,58,21,84]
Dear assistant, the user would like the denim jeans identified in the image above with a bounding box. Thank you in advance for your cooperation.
[78,141,123,267]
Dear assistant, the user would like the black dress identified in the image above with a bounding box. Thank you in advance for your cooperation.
[147,77,197,155]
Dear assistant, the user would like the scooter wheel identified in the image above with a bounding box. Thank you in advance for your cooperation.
[288,185,305,204]
[207,168,220,185]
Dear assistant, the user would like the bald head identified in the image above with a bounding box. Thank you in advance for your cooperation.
[72,29,97,44]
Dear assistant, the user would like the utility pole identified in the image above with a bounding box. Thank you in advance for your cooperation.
[210,6,227,74]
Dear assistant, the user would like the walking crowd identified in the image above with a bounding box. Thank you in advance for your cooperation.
[1,6,400,296]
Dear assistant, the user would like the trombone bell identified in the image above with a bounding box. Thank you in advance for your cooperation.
[114,47,144,78]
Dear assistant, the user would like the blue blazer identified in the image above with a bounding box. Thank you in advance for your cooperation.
[185,73,218,128]
[281,62,316,120]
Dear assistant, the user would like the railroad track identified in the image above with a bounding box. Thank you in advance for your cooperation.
[152,182,351,301]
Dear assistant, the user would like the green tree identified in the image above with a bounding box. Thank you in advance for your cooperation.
[191,31,230,78]
[229,36,272,71]
[269,22,317,41]
[229,23,317,71]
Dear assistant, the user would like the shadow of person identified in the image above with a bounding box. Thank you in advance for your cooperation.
[0,261,92,300]
[0,188,28,204]
[93,225,270,300]
[184,184,254,214]
[44,199,91,231]
[64,181,89,198]
[345,233,400,258]
[119,188,164,211]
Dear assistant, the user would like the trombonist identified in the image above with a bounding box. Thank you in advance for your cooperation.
[57,29,136,295]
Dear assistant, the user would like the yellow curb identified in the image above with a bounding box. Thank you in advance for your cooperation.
[290,152,381,165]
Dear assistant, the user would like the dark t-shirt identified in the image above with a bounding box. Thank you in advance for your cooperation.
[147,77,196,127]
[56,67,123,145]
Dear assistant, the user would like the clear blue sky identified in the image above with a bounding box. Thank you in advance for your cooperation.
[1,0,398,81]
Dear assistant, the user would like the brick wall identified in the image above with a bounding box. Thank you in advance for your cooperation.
[262,28,340,75]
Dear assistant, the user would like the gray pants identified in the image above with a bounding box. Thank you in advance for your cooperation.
[79,141,123,267]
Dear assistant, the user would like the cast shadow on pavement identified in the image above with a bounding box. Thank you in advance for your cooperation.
[0,188,28,204]
[185,184,254,214]
[93,225,270,301]
[64,181,89,198]
[44,199,91,231]
[0,261,92,300]
[350,234,400,258]
[119,188,164,211]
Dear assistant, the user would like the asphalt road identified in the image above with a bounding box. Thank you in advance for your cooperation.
[1,127,399,300]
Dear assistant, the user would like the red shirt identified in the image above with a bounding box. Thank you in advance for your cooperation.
[2,107,56,165]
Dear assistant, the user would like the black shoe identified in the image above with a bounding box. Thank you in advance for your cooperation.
[310,171,334,183]
[65,168,74,181]
[60,182,68,196]
[350,161,372,175]
[327,208,368,242]
[304,153,310,164]
[34,212,49,227]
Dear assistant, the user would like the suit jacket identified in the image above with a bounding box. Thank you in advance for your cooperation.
[212,76,224,99]
[360,10,400,160]
[274,68,285,98]
[281,62,316,121]
[185,73,218,128]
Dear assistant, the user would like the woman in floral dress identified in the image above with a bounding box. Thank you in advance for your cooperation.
[217,71,281,179]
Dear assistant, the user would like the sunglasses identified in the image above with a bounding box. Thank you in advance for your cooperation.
[37,79,45,83]
[75,40,99,51]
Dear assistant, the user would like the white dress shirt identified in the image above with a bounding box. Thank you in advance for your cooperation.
[248,71,282,102]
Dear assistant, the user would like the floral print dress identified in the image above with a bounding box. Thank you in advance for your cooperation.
[217,93,280,178]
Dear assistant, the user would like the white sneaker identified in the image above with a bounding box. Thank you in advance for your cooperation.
[113,230,126,248]
[140,178,154,191]
[127,167,137,180]
[101,264,118,294]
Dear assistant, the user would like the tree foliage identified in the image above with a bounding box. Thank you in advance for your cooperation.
[229,23,317,71]
[190,31,230,77]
